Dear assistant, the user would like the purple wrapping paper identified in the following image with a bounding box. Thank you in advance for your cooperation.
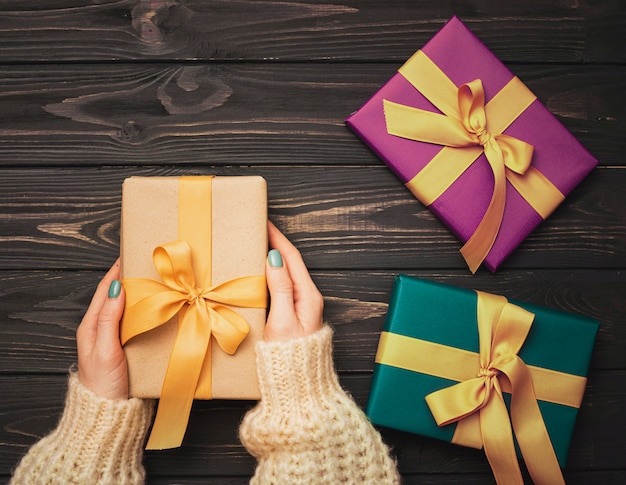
[345,16,598,272]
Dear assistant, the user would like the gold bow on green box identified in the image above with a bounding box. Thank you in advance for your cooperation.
[368,275,599,485]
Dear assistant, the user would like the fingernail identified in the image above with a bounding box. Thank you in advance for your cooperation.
[108,280,121,298]
[268,249,283,268]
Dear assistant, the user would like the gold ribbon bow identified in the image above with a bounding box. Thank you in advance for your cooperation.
[121,176,267,450]
[424,291,565,485]
[122,241,267,449]
[383,50,565,273]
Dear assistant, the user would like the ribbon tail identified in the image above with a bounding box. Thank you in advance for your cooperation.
[460,140,507,273]
[480,381,524,485]
[146,302,212,450]
[499,357,566,485]
[426,375,524,485]
[451,412,483,449]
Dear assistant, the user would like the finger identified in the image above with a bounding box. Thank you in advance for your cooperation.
[268,222,318,294]
[77,259,121,348]
[265,249,300,340]
[94,280,125,349]
[267,222,323,336]
[81,259,121,325]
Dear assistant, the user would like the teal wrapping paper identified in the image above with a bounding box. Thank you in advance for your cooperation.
[367,275,599,466]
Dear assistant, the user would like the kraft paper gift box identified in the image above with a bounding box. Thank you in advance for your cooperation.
[368,275,599,483]
[345,16,598,273]
[120,175,268,449]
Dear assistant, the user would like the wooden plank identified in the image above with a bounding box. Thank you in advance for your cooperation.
[0,1,624,63]
[1,269,623,374]
[3,471,625,485]
[317,269,624,373]
[1,371,624,477]
[0,166,624,270]
[0,3,623,483]
[0,64,621,166]
[85,471,626,485]
[402,471,626,485]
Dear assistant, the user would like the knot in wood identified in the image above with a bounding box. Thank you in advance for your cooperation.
[120,121,140,141]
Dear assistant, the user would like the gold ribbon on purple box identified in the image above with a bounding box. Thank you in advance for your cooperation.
[121,176,267,450]
[383,50,565,273]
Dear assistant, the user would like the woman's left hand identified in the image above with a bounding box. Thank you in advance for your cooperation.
[76,259,129,400]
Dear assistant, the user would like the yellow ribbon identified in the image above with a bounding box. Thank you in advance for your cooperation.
[423,291,565,485]
[375,332,587,410]
[384,50,565,273]
[121,177,267,450]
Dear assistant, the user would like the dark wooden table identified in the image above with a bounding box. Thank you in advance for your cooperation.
[1,1,624,484]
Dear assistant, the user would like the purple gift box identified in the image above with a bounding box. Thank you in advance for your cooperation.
[345,16,598,272]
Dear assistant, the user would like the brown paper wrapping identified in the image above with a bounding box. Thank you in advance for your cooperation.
[120,175,267,400]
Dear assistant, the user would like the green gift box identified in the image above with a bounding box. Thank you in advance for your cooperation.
[367,275,599,471]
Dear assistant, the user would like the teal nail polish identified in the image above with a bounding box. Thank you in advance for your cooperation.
[108,280,121,298]
[268,249,283,268]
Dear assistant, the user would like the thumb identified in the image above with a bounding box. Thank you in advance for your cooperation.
[95,279,126,349]
[265,249,299,340]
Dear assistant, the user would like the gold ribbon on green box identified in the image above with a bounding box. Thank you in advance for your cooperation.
[383,50,565,273]
[375,290,589,485]
[121,176,267,450]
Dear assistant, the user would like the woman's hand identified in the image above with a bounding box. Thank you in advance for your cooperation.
[75,222,320,398]
[264,221,324,342]
[76,259,129,400]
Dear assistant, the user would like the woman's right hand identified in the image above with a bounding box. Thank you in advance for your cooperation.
[264,221,324,342]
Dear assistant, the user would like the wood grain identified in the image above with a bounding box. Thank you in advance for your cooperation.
[1,269,623,375]
[0,167,624,270]
[0,1,624,482]
[0,63,621,166]
[1,371,624,477]
[0,1,624,63]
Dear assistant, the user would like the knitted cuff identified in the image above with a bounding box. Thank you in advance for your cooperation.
[11,373,154,485]
[254,325,343,412]
[240,325,352,454]
[240,326,401,484]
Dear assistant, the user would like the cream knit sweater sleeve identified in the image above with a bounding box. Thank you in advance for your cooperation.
[10,372,154,485]
[239,325,401,485]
